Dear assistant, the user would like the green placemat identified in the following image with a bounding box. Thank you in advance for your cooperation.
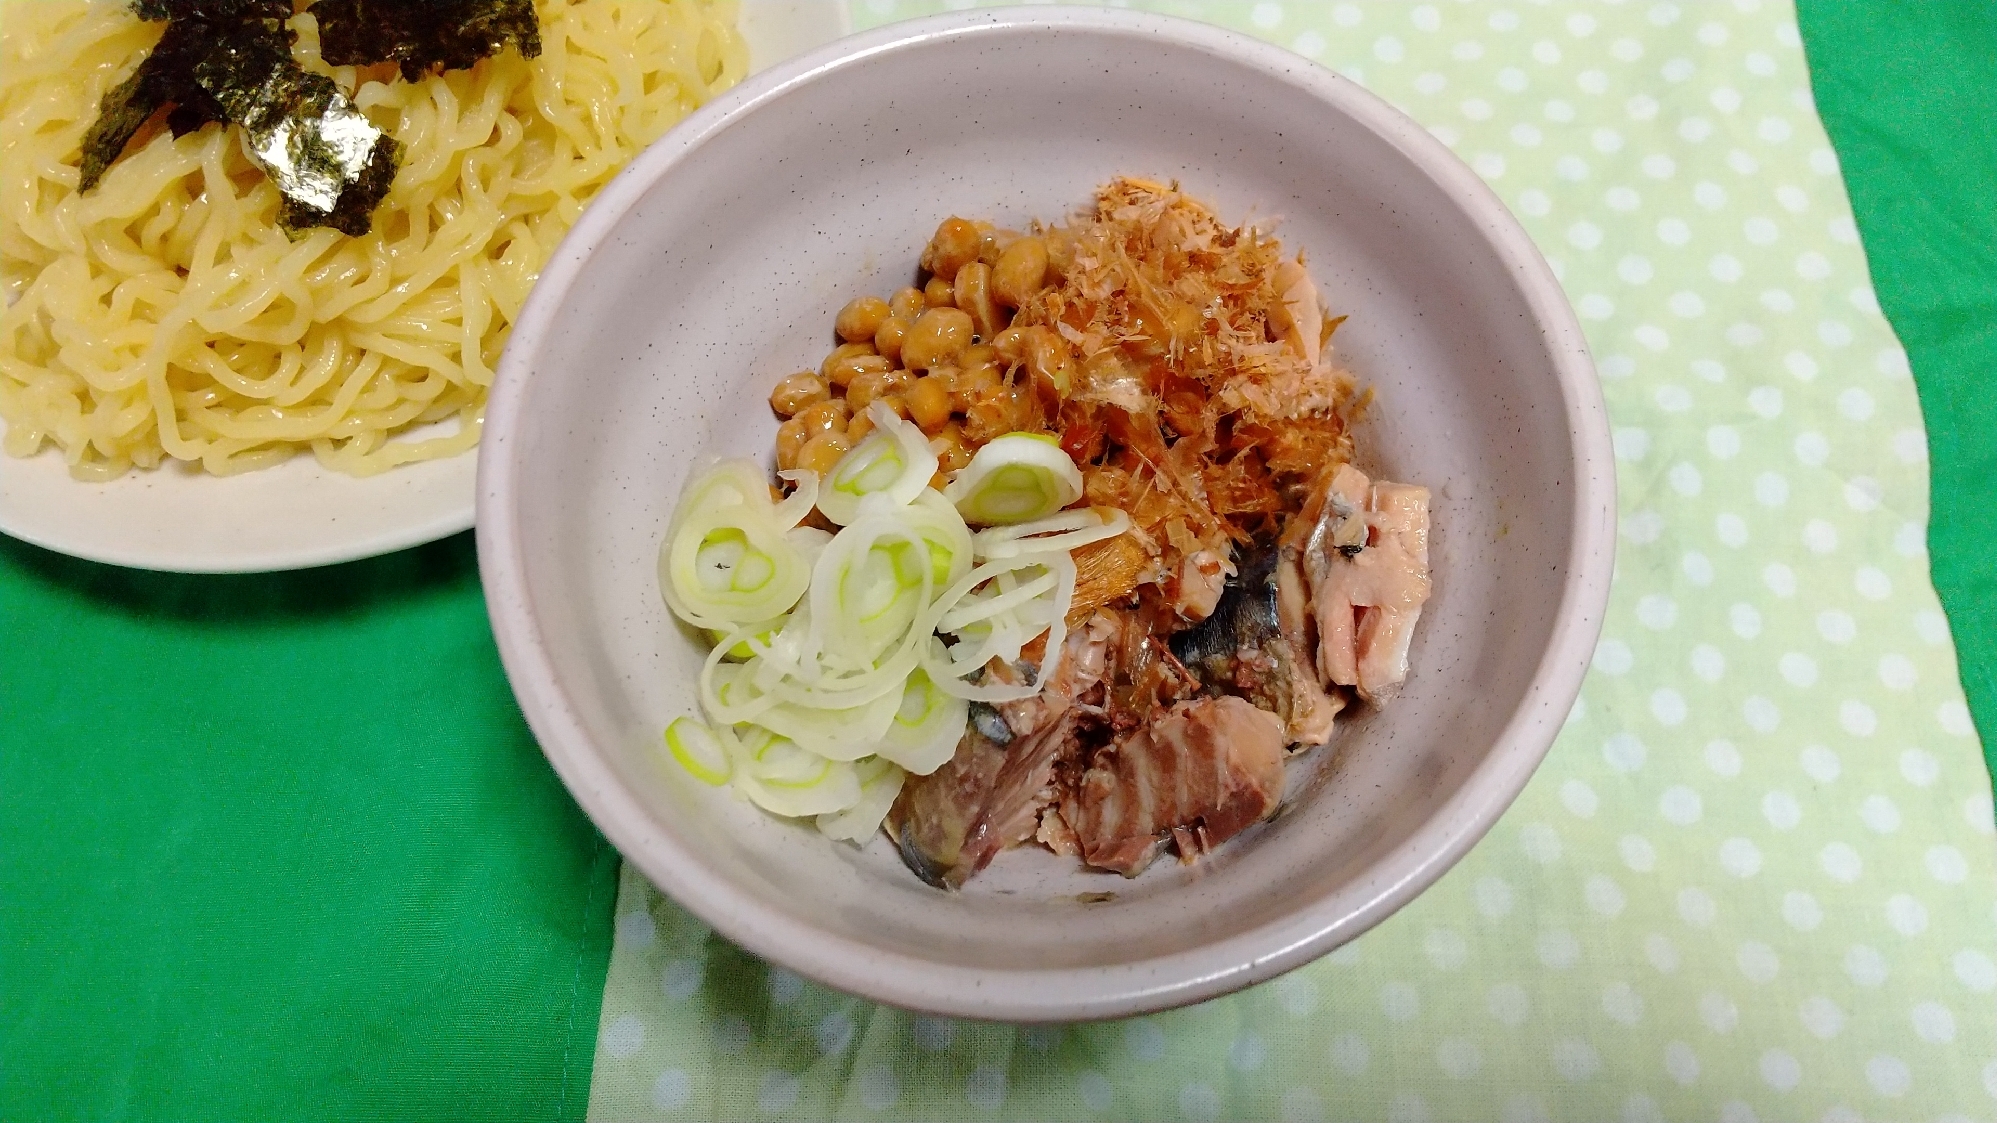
[1800,0,1997,784]
[586,2,1997,1121]
[0,535,618,1122]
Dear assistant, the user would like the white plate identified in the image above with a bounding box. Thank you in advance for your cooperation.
[0,1,851,573]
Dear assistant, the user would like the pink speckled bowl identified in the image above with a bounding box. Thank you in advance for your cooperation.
[477,7,1614,1021]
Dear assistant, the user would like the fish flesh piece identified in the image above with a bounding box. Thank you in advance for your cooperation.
[1297,464,1432,702]
[1064,695,1287,876]
[1168,548,1341,747]
[886,614,1120,888]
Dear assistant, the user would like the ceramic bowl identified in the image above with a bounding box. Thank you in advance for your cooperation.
[478,7,1614,1021]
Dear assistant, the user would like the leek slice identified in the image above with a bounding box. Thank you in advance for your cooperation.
[730,725,864,817]
[919,551,1077,702]
[663,716,731,786]
[816,403,939,525]
[817,757,908,841]
[808,512,935,668]
[943,432,1083,526]
[875,656,970,775]
[974,506,1132,560]
[752,676,902,762]
[660,459,811,630]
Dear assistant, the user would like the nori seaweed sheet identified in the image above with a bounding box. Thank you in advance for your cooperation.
[314,0,541,82]
[79,0,402,235]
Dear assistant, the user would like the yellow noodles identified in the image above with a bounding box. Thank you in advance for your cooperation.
[0,0,745,479]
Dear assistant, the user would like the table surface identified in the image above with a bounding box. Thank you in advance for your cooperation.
[2,2,1992,1122]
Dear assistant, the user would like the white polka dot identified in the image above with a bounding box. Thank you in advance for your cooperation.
[1953,949,1997,992]
[1727,322,1766,346]
[1634,325,1670,351]
[1534,40,1564,65]
[1662,56,1694,81]
[1939,700,1975,737]
[1758,487,1797,522]
[1698,991,1738,1033]
[1743,695,1781,733]
[1423,928,1468,971]
[1819,611,1858,643]
[1705,739,1742,776]
[1729,149,1762,175]
[1651,688,1687,727]
[1845,477,1883,511]
[1373,35,1405,62]
[816,1010,854,1055]
[1329,1033,1370,1073]
[1680,116,1713,142]
[1745,218,1779,245]
[1621,835,1658,872]
[1820,842,1862,883]
[1561,779,1600,819]
[916,1016,957,1052]
[1660,786,1702,825]
[965,1064,1007,1110]
[1760,1050,1800,1091]
[1895,749,1939,789]
[858,1064,899,1110]
[768,968,805,1006]
[1557,155,1591,181]
[1912,1001,1956,1044]
[1602,982,1643,1025]
[1473,153,1507,178]
[1122,1020,1163,1060]
[1749,388,1786,421]
[1274,974,1319,1019]
[1719,838,1763,878]
[1860,793,1901,834]
[1886,894,1928,936]
[1646,934,1680,973]
[1655,385,1692,412]
[1764,790,1802,830]
[652,1067,693,1110]
[758,1071,801,1113]
[1619,255,1655,284]
[1331,3,1362,27]
[1586,875,1626,916]
[1682,551,1715,586]
[1581,293,1616,319]
[1801,744,1842,782]
[616,910,657,949]
[1024,1025,1061,1053]
[1840,700,1878,739]
[1475,875,1516,919]
[1794,432,1829,465]
[1386,1093,1432,1123]
[1782,890,1822,931]
[1717,515,1750,550]
[1893,429,1928,462]
[1637,595,1678,629]
[1436,1038,1481,1079]
[1628,509,1665,541]
[1290,29,1326,58]
[1521,822,1563,864]
[1078,1070,1114,1111]
[1925,845,1968,883]
[1738,941,1780,984]
[1779,653,1818,688]
[1553,1038,1600,1081]
[1537,929,1581,969]
[1799,995,1844,1039]
[1865,1055,1910,1098]
[1519,188,1550,216]
[1763,289,1798,314]
[1249,2,1283,28]
[1177,1082,1218,1121]
[1668,287,1702,312]
[1846,945,1888,988]
[1665,1041,1700,1084]
[602,1013,646,1058]
[661,957,703,1001]
[1915,610,1950,645]
[1678,887,1717,927]
[1874,653,1917,692]
[1381,981,1420,1022]
[1510,123,1543,148]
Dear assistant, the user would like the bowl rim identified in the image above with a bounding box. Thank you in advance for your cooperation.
[477,4,1616,1022]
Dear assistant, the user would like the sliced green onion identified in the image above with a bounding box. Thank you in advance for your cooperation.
[809,513,935,668]
[772,469,820,530]
[815,403,939,526]
[918,551,1077,702]
[752,679,902,762]
[943,432,1083,526]
[661,459,811,630]
[663,716,731,786]
[730,726,864,817]
[875,656,970,776]
[704,616,787,661]
[974,506,1133,560]
[817,757,908,842]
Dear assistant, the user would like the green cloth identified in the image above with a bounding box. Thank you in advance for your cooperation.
[1799,0,1997,777]
[0,534,618,1122]
[587,2,1997,1121]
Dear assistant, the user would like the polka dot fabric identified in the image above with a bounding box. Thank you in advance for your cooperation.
[587,2,1997,1120]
